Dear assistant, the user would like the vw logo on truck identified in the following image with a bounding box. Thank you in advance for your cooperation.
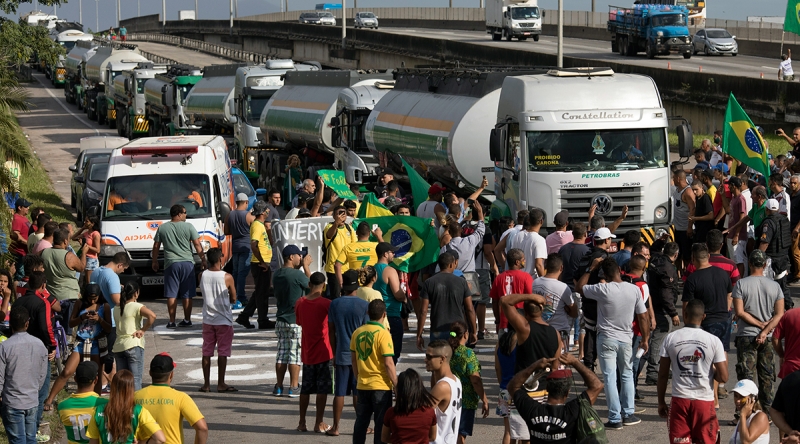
[591,194,614,216]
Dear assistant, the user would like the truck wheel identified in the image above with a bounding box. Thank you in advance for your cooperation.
[646,43,655,59]
[533,35,539,42]
[87,107,96,121]
[491,32,501,41]
[98,111,106,126]
[612,38,619,53]
[683,53,692,59]
[505,29,512,41]
[626,38,637,56]
[108,113,116,129]
[619,37,626,56]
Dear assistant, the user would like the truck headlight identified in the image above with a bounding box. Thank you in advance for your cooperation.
[512,22,520,28]
[655,205,668,220]
[657,31,664,37]
[101,245,127,257]
[200,240,211,252]
[136,108,143,114]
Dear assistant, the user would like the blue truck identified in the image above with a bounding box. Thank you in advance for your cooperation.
[608,4,692,59]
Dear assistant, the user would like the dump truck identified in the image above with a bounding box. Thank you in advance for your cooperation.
[49,30,94,87]
[64,41,97,106]
[113,62,169,139]
[232,60,320,180]
[258,70,394,189]
[608,4,692,59]
[143,65,203,136]
[489,67,693,240]
[83,45,146,121]
[486,0,542,41]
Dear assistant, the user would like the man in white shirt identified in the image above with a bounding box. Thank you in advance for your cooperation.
[770,173,792,218]
[657,299,728,444]
[780,49,794,81]
[493,210,528,269]
[508,209,547,278]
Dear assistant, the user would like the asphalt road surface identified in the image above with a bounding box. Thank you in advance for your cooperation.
[21,70,788,443]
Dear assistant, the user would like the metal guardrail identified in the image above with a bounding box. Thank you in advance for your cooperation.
[87,38,181,65]
[127,33,277,63]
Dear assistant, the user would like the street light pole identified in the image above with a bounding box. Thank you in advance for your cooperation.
[117,0,120,27]
[195,0,198,21]
[229,0,234,35]
[557,0,563,67]
[162,0,166,28]
[341,0,346,49]
[79,0,82,26]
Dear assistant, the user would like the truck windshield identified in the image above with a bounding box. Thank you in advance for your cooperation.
[61,41,76,50]
[526,128,667,172]
[511,7,540,19]
[102,174,212,220]
[651,14,686,27]
[136,79,146,94]
[246,95,273,126]
[178,85,192,103]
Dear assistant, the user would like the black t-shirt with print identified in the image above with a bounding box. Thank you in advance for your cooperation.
[514,389,589,444]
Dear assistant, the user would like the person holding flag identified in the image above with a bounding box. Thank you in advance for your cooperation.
[722,93,771,181]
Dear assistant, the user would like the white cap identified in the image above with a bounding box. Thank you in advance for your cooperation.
[732,379,759,398]
[593,227,616,240]
[236,193,249,202]
[767,198,780,211]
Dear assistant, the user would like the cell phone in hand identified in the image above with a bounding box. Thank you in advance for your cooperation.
[301,246,308,256]
[776,129,782,135]
[372,224,379,232]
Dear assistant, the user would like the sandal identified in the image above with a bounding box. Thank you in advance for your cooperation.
[314,423,332,433]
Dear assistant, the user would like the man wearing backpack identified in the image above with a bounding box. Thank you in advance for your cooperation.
[323,206,355,299]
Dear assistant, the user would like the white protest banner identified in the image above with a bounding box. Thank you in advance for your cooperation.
[271,216,353,272]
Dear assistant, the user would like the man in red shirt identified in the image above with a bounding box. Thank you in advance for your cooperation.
[9,198,31,280]
[489,248,532,333]
[683,229,741,286]
[773,308,800,378]
[295,272,333,433]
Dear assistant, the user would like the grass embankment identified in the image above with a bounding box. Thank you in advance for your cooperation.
[668,132,793,157]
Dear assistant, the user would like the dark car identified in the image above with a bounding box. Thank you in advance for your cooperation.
[75,157,109,221]
[69,148,112,209]
[299,12,322,24]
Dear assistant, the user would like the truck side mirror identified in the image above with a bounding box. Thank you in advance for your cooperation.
[489,128,507,162]
[87,206,100,217]
[676,124,693,158]
[69,164,77,172]
[542,10,545,17]
[216,201,231,222]
[331,116,341,147]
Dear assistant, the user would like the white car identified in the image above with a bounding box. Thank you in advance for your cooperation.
[354,12,379,29]
[317,12,337,26]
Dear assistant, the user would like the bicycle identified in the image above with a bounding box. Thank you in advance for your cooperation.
[52,315,72,376]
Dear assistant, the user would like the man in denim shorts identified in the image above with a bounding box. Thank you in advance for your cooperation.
[273,245,312,398]
[152,205,207,329]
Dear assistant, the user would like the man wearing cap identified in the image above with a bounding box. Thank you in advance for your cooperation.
[545,210,573,255]
[9,197,31,280]
[328,269,369,437]
[577,257,649,429]
[417,252,476,349]
[416,184,447,228]
[732,249,784,419]
[224,193,255,308]
[507,352,604,443]
[152,204,206,329]
[286,191,312,220]
[658,299,728,444]
[272,244,313,398]
[236,201,274,329]
[757,197,793,307]
[373,242,406,363]
[58,361,107,444]
[135,353,208,444]
[0,305,48,444]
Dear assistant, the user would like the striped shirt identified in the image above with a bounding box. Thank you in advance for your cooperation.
[683,253,740,285]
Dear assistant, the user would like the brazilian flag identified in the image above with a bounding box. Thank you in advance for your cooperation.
[355,215,439,272]
[785,0,800,36]
[357,193,393,219]
[401,158,431,212]
[722,93,770,178]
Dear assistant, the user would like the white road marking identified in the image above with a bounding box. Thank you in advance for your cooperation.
[34,74,100,135]
[178,353,277,362]
[185,364,276,382]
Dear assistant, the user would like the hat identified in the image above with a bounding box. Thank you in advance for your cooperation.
[83,283,102,298]
[297,191,314,203]
[297,208,311,217]
[547,369,573,380]
[731,379,759,398]
[701,169,714,179]
[14,197,31,209]
[75,361,99,384]
[766,198,780,211]
[593,227,616,240]
[768,153,774,160]
[342,269,360,294]
[282,244,303,258]
[428,184,446,196]
[236,193,249,202]
[553,210,569,227]
[712,163,729,174]
[383,196,401,208]
[150,352,176,373]
[749,249,768,268]
[376,242,398,258]
[251,200,268,216]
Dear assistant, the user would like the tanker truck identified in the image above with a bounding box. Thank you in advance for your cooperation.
[48,29,93,86]
[64,40,98,106]
[259,70,394,189]
[232,60,320,180]
[364,67,540,195]
[112,62,169,139]
[488,67,692,239]
[182,63,241,160]
[97,55,151,127]
[83,45,146,121]
[143,65,203,136]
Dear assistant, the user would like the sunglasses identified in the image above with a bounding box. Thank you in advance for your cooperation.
[424,354,443,361]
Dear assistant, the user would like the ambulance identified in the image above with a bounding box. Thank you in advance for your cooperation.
[95,135,235,290]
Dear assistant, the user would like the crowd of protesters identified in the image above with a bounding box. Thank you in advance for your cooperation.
[10,127,800,444]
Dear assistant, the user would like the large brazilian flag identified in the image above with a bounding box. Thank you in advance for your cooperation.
[722,93,770,179]
[354,215,439,272]
[785,0,800,36]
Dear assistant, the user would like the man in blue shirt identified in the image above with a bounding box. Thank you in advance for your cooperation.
[91,252,129,383]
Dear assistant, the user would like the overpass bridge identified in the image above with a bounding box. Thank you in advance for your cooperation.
[118,10,800,135]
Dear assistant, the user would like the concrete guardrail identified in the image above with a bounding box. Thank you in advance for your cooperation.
[126,33,278,63]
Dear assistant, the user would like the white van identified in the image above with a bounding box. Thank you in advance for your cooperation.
[96,135,235,289]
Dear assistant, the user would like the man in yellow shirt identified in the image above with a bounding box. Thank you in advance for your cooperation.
[324,205,356,299]
[236,201,274,329]
[58,361,107,444]
[350,299,396,444]
[135,353,208,444]
[334,222,385,288]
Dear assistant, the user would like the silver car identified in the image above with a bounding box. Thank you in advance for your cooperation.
[692,28,738,56]
[299,12,321,24]
[354,12,379,29]
[317,12,337,26]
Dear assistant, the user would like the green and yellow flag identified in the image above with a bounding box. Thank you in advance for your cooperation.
[356,192,393,219]
[355,215,439,272]
[722,93,770,178]
[401,158,431,212]
[785,0,800,36]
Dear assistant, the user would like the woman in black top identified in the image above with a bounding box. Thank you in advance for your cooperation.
[690,182,715,244]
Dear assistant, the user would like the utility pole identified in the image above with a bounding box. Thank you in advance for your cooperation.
[341,0,346,49]
[79,0,82,25]
[195,0,198,21]
[235,0,239,18]
[138,0,140,18]
[95,0,98,31]
[229,0,234,35]
[591,0,595,13]
[117,0,120,27]
[162,0,166,28]
[557,0,563,67]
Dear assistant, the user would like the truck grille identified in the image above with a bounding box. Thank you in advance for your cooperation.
[519,22,536,28]
[559,186,643,231]
[128,250,163,261]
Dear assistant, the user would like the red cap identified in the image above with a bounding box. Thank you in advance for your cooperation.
[428,184,446,195]
[547,369,573,380]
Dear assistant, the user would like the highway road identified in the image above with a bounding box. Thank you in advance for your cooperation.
[21,68,786,443]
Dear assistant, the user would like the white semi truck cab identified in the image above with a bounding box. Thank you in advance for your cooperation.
[486,0,542,42]
[489,67,692,239]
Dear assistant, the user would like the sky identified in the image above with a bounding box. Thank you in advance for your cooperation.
[6,0,789,35]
